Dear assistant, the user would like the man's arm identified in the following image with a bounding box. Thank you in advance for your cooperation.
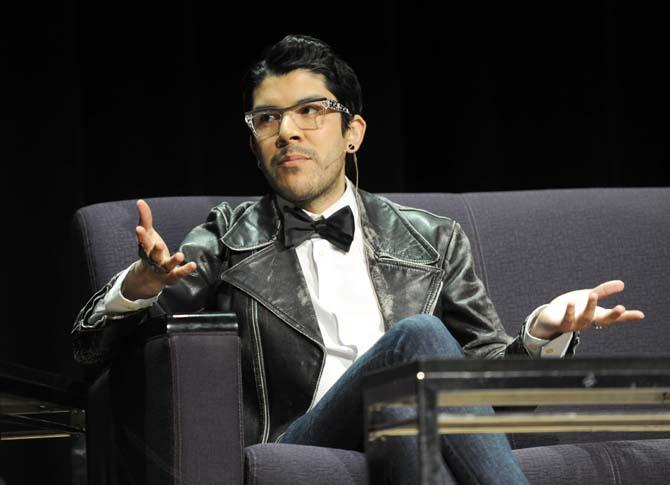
[71,201,233,368]
[436,221,579,359]
[437,221,645,359]
[520,304,576,358]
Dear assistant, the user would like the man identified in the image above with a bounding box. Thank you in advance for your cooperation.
[73,34,645,483]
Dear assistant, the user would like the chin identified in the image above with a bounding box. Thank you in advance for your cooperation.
[278,186,313,204]
[270,175,312,203]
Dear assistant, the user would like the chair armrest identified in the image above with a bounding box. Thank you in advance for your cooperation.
[86,312,243,485]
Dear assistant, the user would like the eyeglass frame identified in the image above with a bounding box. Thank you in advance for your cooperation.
[244,96,352,139]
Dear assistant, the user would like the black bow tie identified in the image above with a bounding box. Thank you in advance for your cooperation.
[282,204,355,252]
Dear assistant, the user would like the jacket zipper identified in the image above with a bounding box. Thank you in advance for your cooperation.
[425,280,444,315]
[249,294,326,423]
[222,240,327,428]
[362,241,389,330]
[250,299,271,443]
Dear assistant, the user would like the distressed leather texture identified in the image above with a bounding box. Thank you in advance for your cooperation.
[73,188,578,446]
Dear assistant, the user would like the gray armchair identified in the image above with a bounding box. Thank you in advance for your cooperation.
[72,188,670,484]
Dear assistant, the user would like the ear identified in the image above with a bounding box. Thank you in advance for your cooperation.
[344,114,367,152]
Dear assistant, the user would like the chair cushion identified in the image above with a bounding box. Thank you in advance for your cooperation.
[244,444,368,485]
[514,438,670,485]
[244,439,670,485]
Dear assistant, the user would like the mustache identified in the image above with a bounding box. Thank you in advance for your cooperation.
[272,148,314,165]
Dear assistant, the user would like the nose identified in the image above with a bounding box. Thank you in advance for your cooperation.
[276,111,303,144]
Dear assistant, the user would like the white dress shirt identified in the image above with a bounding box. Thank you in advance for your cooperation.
[92,178,573,407]
[275,181,385,406]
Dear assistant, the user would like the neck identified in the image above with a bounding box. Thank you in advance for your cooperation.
[294,177,347,215]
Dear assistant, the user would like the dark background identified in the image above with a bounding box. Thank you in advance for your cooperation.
[3,1,669,481]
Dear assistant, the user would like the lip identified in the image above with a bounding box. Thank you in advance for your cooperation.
[279,155,310,164]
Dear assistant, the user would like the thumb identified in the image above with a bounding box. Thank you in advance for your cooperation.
[137,199,154,231]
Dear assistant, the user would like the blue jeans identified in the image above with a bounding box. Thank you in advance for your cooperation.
[278,314,529,485]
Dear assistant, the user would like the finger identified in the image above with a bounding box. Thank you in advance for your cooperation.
[559,301,576,332]
[162,251,186,273]
[591,280,624,300]
[137,199,154,231]
[136,225,152,249]
[594,305,626,325]
[607,309,646,324]
[166,261,197,282]
[579,292,599,327]
[149,239,169,266]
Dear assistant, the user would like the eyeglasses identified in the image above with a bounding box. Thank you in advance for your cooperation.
[244,97,351,140]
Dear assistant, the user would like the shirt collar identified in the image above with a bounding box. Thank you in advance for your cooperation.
[275,177,359,223]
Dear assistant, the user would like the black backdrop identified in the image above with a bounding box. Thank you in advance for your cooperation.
[8,0,670,379]
[5,2,670,478]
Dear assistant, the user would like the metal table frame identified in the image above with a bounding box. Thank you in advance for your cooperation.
[1,361,87,484]
[363,356,670,485]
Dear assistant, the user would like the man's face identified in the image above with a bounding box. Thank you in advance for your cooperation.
[250,69,355,210]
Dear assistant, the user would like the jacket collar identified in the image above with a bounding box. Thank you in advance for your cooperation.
[354,188,439,264]
[220,194,281,251]
[219,186,441,345]
[220,186,439,264]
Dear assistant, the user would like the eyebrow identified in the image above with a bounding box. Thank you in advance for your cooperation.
[251,95,327,112]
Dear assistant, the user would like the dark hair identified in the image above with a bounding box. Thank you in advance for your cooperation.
[242,34,363,139]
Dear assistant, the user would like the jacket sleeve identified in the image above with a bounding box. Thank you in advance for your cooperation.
[71,203,233,370]
[437,221,579,359]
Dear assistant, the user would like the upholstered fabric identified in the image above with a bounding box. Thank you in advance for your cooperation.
[244,444,369,485]
[75,188,670,484]
[73,189,670,364]
[514,439,670,485]
[243,440,670,485]
[85,329,243,484]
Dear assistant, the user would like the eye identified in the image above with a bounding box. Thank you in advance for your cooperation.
[297,103,322,115]
[256,112,280,124]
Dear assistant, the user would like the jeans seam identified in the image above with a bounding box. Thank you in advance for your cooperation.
[439,436,484,485]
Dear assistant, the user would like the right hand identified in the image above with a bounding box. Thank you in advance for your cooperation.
[122,199,198,301]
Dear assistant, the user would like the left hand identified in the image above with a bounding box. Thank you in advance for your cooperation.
[530,280,645,340]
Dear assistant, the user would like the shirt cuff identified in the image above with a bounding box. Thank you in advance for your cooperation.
[522,304,573,358]
[98,262,162,313]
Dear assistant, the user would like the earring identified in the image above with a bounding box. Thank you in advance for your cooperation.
[344,144,359,191]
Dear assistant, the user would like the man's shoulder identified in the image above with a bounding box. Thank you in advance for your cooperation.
[209,196,266,219]
[358,190,458,260]
[178,195,274,250]
[211,194,279,250]
[392,200,455,228]
[361,190,456,233]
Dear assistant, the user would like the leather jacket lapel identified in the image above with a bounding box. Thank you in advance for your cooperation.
[219,188,445,345]
[220,195,280,250]
[355,190,445,329]
[355,190,440,264]
[220,195,324,346]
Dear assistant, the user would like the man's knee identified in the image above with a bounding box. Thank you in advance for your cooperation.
[388,314,464,357]
[392,314,448,335]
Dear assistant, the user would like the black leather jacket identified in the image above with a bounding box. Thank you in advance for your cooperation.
[73,188,578,445]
